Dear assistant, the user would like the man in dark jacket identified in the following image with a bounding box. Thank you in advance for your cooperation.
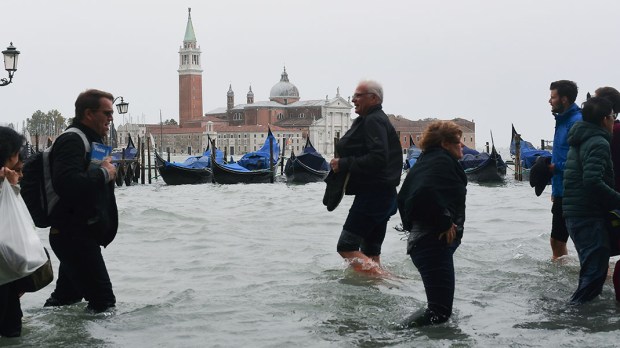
[329,80,402,275]
[563,96,620,304]
[44,89,119,312]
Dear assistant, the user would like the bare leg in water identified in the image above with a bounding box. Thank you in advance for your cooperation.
[550,237,568,260]
[339,251,386,276]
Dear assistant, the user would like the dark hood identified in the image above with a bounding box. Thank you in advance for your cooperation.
[567,121,611,147]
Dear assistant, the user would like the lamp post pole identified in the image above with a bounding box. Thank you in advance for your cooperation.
[1,42,20,87]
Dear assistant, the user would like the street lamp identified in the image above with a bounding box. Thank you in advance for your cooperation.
[114,96,129,115]
[1,42,20,87]
[110,96,129,148]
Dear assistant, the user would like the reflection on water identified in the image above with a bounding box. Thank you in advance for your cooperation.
[7,177,620,347]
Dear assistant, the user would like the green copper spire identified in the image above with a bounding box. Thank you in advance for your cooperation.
[184,7,196,42]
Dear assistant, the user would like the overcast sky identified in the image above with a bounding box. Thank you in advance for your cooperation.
[1,0,619,151]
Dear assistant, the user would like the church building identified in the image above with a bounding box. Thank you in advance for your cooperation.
[119,8,475,157]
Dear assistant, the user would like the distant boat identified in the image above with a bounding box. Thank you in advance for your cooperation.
[284,138,329,184]
[155,143,224,185]
[460,144,507,183]
[211,128,280,184]
[403,135,422,171]
[510,124,552,179]
[111,134,139,187]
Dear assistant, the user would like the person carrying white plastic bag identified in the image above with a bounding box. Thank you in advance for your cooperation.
[0,178,48,285]
[0,126,47,338]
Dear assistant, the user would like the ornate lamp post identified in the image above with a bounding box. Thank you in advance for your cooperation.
[110,96,129,148]
[1,42,20,87]
[114,96,129,115]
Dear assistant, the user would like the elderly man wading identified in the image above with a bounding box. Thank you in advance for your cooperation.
[329,80,402,275]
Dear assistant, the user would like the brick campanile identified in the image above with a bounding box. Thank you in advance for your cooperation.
[178,8,203,128]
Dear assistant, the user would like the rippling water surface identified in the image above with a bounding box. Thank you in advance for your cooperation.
[5,173,620,347]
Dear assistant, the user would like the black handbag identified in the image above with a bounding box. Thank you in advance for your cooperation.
[13,248,54,293]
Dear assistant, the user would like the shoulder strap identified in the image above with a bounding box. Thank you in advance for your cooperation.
[43,127,91,214]
[63,127,91,153]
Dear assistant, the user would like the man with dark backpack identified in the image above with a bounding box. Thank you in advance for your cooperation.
[21,128,90,228]
[39,89,118,312]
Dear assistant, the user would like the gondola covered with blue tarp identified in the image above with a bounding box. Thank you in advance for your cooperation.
[155,143,224,185]
[111,134,139,186]
[403,135,422,171]
[510,124,552,179]
[285,138,329,183]
[460,145,506,183]
[211,128,280,184]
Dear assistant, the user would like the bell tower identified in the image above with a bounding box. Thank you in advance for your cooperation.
[178,8,203,128]
[227,85,235,110]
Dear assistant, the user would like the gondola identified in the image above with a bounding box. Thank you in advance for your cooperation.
[111,134,139,187]
[460,144,507,183]
[155,144,224,185]
[403,135,422,171]
[510,124,552,180]
[211,128,280,184]
[284,138,329,184]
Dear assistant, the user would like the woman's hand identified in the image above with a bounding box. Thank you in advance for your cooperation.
[0,167,19,185]
[438,223,457,244]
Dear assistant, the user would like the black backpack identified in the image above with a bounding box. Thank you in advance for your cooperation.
[21,128,90,228]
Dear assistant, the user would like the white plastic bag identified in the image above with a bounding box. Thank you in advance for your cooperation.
[0,180,48,286]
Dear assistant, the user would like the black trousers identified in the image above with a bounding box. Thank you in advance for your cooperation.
[0,281,22,337]
[49,229,115,312]
[409,239,460,325]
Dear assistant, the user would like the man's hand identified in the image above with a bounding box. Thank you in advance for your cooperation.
[438,223,457,244]
[101,157,117,182]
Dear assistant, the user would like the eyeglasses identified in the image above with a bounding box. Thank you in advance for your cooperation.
[92,109,114,117]
[352,92,374,99]
[608,112,618,120]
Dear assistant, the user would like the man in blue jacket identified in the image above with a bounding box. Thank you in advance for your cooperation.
[547,80,582,259]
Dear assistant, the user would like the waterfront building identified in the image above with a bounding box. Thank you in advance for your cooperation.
[205,69,353,157]
[388,115,476,151]
[124,8,476,156]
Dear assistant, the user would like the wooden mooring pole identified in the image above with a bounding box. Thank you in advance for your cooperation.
[280,138,285,175]
[147,135,152,184]
[141,138,146,185]
[269,135,274,183]
[514,133,522,181]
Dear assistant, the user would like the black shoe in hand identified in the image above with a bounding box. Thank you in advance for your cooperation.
[323,171,350,212]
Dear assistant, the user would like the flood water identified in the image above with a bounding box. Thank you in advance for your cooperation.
[4,170,620,347]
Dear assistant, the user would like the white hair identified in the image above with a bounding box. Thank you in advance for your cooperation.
[358,80,383,102]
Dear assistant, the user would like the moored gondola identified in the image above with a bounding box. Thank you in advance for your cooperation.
[460,145,507,183]
[284,138,329,184]
[211,128,279,184]
[510,124,552,180]
[111,134,139,187]
[155,144,224,185]
[403,135,422,171]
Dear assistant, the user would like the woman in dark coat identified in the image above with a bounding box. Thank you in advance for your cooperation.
[397,120,467,326]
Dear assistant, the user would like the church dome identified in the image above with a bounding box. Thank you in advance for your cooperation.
[269,67,299,100]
